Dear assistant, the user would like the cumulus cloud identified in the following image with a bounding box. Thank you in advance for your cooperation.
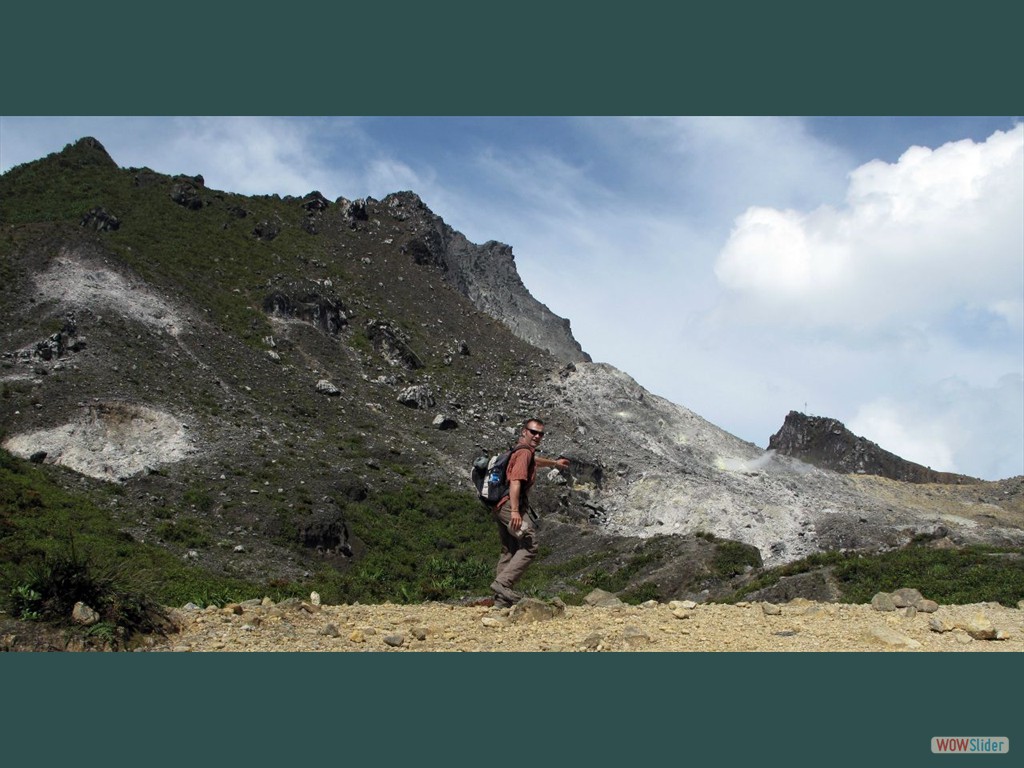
[715,125,1024,333]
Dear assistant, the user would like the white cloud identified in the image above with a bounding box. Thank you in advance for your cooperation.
[714,125,1024,333]
[849,374,1024,479]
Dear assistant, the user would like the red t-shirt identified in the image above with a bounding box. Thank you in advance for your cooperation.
[497,443,535,510]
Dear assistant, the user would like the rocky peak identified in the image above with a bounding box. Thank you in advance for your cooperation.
[381,191,591,364]
[768,411,979,484]
[58,136,118,168]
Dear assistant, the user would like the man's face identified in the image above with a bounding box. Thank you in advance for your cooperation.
[522,421,545,448]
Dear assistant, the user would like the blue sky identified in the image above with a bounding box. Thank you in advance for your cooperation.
[1,116,1021,480]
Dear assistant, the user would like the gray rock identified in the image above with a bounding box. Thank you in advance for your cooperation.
[316,379,340,396]
[622,626,652,647]
[72,602,101,626]
[365,320,423,369]
[669,600,698,610]
[383,634,405,647]
[583,589,623,608]
[510,597,565,623]
[871,592,897,611]
[397,385,435,409]
[81,206,121,232]
[432,414,458,430]
[890,588,924,608]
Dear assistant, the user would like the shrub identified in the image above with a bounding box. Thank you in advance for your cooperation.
[724,544,1024,607]
[710,540,762,579]
[6,541,171,639]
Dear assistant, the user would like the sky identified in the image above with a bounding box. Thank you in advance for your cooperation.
[1,116,1022,481]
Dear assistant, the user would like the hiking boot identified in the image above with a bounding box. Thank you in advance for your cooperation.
[490,580,522,605]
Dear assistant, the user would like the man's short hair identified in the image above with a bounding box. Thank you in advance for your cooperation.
[522,417,545,430]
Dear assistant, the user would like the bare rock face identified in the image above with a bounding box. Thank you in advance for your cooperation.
[768,411,980,484]
[534,364,1024,568]
[264,281,350,336]
[2,401,195,482]
[170,176,205,210]
[80,207,121,232]
[364,319,423,369]
[382,191,590,364]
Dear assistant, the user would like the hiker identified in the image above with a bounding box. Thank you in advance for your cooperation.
[490,417,570,607]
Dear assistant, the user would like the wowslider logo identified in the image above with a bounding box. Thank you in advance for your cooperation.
[932,737,1010,754]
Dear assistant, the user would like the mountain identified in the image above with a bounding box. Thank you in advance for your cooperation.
[2,137,1022,604]
[768,411,979,484]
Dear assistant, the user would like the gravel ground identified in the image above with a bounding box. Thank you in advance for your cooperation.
[142,597,1024,653]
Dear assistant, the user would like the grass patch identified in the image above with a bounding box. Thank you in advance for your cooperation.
[0,449,283,625]
[726,544,1024,607]
[323,484,497,603]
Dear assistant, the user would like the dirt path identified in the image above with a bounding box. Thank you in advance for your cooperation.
[143,597,1024,652]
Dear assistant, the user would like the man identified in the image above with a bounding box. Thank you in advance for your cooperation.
[490,417,570,607]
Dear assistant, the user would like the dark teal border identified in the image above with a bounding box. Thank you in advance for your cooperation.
[2,4,1021,767]
[2,651,1020,766]
[1,2,1021,115]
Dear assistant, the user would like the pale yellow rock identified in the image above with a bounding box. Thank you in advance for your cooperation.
[868,626,922,649]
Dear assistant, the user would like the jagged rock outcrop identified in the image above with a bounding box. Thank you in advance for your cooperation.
[55,136,118,168]
[364,319,423,369]
[170,175,205,210]
[768,411,980,484]
[263,281,350,335]
[382,191,591,364]
[80,207,120,232]
[397,385,435,409]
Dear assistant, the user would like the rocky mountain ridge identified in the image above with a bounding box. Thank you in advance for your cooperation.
[1,137,1021,603]
[769,410,980,485]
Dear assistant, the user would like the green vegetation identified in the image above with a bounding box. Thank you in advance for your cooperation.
[314,484,497,604]
[8,542,166,637]
[0,142,323,343]
[710,540,762,579]
[3,440,1022,646]
[0,447,501,623]
[0,449,274,630]
[725,545,1024,607]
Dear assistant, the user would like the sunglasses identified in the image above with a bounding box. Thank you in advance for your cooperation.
[526,428,545,437]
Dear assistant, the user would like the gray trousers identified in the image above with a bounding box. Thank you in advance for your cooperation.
[492,502,539,589]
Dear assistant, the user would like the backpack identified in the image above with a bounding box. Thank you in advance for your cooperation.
[471,445,534,507]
